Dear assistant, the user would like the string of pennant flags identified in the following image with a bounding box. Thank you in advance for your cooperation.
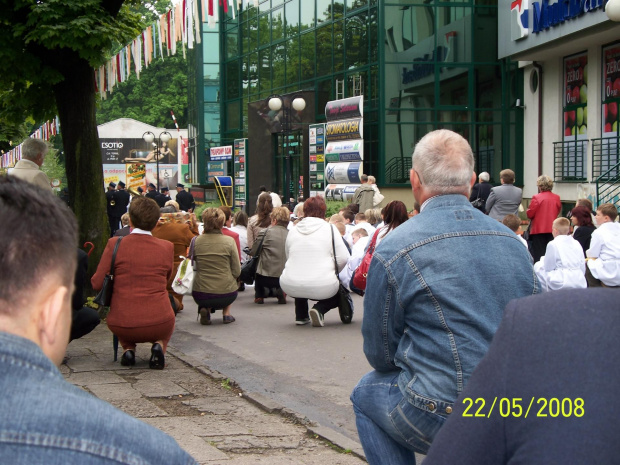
[2,0,259,168]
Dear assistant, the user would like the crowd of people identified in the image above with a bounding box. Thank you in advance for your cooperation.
[3,133,620,464]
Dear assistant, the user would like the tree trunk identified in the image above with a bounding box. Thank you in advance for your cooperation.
[54,52,110,280]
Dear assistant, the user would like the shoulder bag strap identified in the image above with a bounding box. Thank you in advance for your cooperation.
[109,237,123,277]
[330,225,339,276]
[254,229,268,258]
[367,229,380,255]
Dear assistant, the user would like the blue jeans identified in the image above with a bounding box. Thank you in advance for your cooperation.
[351,371,446,464]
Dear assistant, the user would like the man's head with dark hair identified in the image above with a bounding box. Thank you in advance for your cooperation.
[347,203,360,215]
[259,185,267,192]
[129,197,161,231]
[502,214,521,233]
[0,176,78,364]
[342,210,355,224]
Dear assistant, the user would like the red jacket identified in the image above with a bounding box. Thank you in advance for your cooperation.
[527,191,561,235]
[92,234,174,328]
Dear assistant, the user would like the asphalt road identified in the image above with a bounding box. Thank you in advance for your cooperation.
[171,286,371,442]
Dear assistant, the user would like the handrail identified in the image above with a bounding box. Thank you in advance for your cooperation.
[595,160,620,209]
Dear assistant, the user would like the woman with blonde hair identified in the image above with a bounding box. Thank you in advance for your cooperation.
[192,208,241,325]
[527,175,562,262]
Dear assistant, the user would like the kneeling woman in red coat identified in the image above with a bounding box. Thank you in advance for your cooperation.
[92,197,175,369]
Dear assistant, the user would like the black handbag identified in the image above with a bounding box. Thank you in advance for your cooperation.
[239,230,267,285]
[94,237,123,307]
[330,226,353,324]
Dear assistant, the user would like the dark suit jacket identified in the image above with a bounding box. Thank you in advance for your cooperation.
[424,289,620,465]
[469,182,492,202]
[114,189,130,216]
[572,225,596,256]
[176,190,195,212]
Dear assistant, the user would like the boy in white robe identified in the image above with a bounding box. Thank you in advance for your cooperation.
[339,228,369,292]
[586,203,620,287]
[535,217,586,292]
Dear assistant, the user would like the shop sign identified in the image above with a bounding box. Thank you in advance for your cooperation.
[210,145,233,160]
[325,118,363,142]
[325,96,363,121]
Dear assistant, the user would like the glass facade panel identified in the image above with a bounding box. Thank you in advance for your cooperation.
[226,62,240,99]
[347,0,368,11]
[300,1,315,30]
[226,101,241,130]
[334,21,344,72]
[227,26,239,58]
[259,13,270,46]
[317,0,332,23]
[285,0,300,35]
[300,32,316,81]
[203,34,220,63]
[259,48,272,92]
[286,36,301,84]
[272,7,284,42]
[317,24,333,76]
[272,43,286,89]
[438,68,470,106]
[345,13,368,70]
[334,0,344,20]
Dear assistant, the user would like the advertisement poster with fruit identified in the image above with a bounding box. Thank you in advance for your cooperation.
[562,53,587,179]
[563,53,588,138]
[603,44,620,137]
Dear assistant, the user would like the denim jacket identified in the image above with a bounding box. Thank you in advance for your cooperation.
[362,195,539,416]
[0,332,196,465]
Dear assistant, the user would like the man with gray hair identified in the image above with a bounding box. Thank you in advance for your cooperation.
[351,130,538,464]
[0,176,197,464]
[9,138,52,191]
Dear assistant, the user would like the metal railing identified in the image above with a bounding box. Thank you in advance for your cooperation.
[591,136,620,180]
[553,139,587,182]
[385,157,411,184]
[595,160,620,210]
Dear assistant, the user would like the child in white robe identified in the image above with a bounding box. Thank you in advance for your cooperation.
[586,203,620,287]
[339,228,369,292]
[535,217,586,292]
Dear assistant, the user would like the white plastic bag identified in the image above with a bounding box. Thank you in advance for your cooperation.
[172,255,195,295]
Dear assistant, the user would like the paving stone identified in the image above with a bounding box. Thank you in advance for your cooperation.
[65,371,126,386]
[133,379,189,398]
[88,382,142,401]
[110,398,170,418]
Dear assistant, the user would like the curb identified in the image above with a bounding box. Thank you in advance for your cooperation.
[167,345,366,461]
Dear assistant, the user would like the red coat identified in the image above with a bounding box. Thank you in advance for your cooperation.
[92,234,175,328]
[527,191,562,235]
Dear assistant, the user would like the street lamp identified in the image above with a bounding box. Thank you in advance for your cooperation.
[267,93,306,205]
[607,0,620,21]
[142,130,172,190]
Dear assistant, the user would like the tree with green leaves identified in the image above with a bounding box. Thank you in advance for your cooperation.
[97,53,189,128]
[0,0,145,275]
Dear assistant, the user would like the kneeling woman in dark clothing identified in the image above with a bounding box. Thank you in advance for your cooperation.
[252,206,290,304]
[571,206,596,256]
[193,208,241,325]
[92,197,175,369]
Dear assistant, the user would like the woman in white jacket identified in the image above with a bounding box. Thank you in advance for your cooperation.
[280,196,350,327]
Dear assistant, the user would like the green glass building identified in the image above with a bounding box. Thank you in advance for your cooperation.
[187,0,524,208]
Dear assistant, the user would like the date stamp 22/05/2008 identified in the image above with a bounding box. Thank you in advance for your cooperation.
[462,397,584,418]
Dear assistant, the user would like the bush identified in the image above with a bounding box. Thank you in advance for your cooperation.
[325,200,351,217]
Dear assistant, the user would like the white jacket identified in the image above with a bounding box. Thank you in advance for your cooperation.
[280,217,350,300]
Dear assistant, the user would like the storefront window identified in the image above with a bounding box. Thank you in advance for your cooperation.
[598,43,620,179]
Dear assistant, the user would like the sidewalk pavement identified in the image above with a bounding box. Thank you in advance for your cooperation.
[62,323,366,464]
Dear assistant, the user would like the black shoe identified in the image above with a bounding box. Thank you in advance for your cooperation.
[120,350,135,366]
[149,343,165,370]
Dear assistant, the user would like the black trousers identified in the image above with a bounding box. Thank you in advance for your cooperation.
[529,233,553,263]
[70,307,101,341]
[255,274,282,298]
[294,292,340,321]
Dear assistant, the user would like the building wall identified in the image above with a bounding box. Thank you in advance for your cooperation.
[506,1,620,206]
